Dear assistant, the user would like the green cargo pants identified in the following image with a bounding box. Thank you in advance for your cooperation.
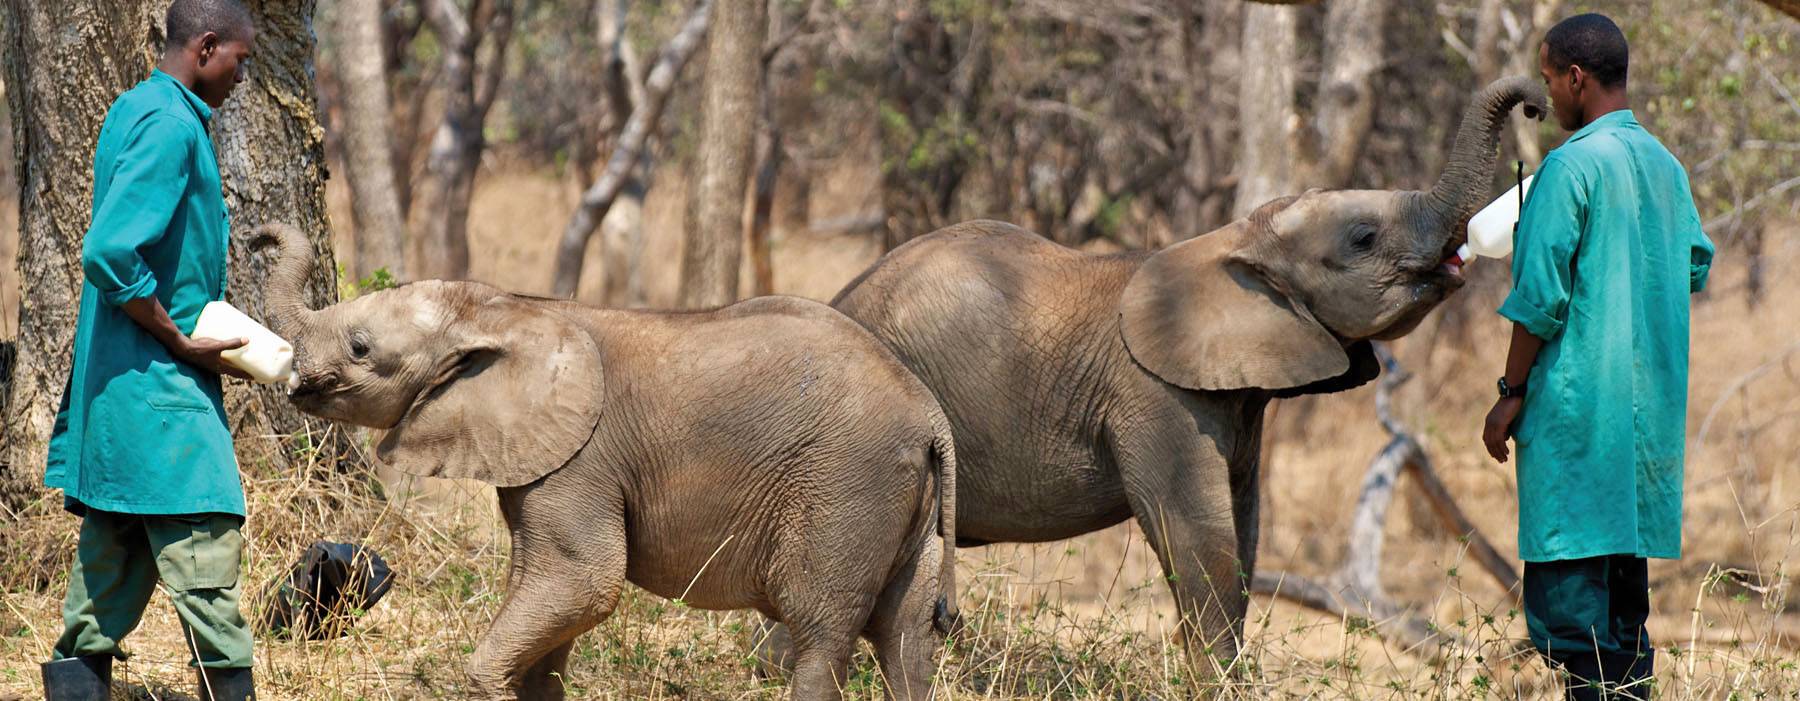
[1523,555,1653,700]
[52,509,253,669]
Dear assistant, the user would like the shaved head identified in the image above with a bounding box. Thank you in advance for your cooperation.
[165,0,254,50]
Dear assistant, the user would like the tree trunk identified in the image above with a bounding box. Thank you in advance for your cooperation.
[677,0,765,308]
[413,0,513,281]
[215,0,356,473]
[0,0,347,513]
[1233,2,1300,218]
[1312,0,1390,188]
[0,0,159,512]
[333,0,409,281]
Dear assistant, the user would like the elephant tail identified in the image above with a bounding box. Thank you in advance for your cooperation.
[928,416,962,637]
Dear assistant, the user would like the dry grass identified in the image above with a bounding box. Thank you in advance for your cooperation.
[2,162,1797,699]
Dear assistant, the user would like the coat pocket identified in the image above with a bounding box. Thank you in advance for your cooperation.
[143,359,216,413]
[151,514,244,591]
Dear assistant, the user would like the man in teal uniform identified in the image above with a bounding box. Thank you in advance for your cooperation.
[38,1,259,700]
[1482,13,1715,701]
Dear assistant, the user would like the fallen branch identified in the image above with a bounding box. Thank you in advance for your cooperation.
[1249,343,1519,651]
[550,0,713,299]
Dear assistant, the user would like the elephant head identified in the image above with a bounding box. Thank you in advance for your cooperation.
[1120,75,1546,396]
[256,223,603,486]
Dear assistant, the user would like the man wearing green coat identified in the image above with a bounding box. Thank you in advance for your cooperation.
[38,1,259,700]
[1482,13,1715,701]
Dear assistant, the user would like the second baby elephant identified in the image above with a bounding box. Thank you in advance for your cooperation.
[760,75,1548,679]
[255,224,957,701]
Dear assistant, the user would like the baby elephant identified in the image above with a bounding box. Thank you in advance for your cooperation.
[254,224,957,701]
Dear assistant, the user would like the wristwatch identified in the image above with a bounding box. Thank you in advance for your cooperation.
[1497,376,1527,398]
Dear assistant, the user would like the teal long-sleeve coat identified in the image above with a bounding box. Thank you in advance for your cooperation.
[43,70,242,517]
[1498,110,1715,563]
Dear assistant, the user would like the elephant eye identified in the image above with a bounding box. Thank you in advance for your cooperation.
[349,336,371,360]
[1350,227,1378,252]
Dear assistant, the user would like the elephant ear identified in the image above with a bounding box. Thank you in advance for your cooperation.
[1119,202,1359,393]
[377,298,603,487]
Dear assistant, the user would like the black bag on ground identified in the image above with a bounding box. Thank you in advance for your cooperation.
[259,541,395,640]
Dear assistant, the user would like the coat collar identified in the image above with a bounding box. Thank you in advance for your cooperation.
[1564,109,1636,145]
[150,69,214,126]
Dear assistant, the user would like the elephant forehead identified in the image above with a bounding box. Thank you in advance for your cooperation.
[406,291,449,330]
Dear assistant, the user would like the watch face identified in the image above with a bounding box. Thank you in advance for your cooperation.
[1497,378,1508,396]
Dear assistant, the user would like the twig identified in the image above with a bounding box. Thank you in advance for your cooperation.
[1703,175,1800,233]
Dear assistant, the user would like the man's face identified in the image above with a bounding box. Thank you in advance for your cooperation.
[1539,43,1582,131]
[195,29,255,108]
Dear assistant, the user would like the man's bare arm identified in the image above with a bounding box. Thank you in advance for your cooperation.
[119,296,251,379]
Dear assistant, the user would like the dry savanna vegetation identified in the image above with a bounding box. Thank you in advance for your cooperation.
[3,0,1799,698]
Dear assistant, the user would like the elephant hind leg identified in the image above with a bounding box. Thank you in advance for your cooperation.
[864,536,949,701]
[779,613,863,701]
[772,581,878,701]
[750,616,795,681]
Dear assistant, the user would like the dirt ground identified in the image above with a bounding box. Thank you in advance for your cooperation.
[2,153,1797,698]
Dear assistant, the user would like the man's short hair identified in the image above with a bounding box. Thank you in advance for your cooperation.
[165,0,254,49]
[1544,13,1629,88]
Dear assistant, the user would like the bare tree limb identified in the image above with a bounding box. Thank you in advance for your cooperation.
[423,0,470,48]
[551,0,713,299]
[1249,343,1520,652]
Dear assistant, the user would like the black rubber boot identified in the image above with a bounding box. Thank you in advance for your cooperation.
[40,655,112,701]
[1557,655,1606,701]
[195,667,254,701]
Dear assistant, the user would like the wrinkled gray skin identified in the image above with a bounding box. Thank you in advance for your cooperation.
[763,75,1546,678]
[257,224,958,701]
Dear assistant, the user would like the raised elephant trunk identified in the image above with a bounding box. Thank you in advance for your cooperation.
[252,222,320,339]
[1424,75,1548,235]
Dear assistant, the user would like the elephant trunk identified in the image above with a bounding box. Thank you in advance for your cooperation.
[252,222,321,339]
[1423,75,1548,237]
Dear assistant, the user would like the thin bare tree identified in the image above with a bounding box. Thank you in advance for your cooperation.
[550,1,713,300]
[412,0,515,281]
[677,0,767,308]
[1234,0,1391,217]
[333,0,409,281]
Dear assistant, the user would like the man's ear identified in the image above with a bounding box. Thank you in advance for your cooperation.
[197,32,219,63]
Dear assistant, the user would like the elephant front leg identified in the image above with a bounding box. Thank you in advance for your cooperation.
[1117,432,1249,684]
[466,519,626,701]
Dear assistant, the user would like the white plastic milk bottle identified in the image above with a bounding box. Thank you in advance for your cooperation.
[190,301,295,385]
[1456,171,1534,264]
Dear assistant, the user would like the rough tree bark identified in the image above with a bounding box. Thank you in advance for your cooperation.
[215,0,357,473]
[550,0,712,300]
[332,0,409,281]
[676,0,764,308]
[1232,3,1299,217]
[0,0,160,513]
[0,0,349,514]
[412,0,513,281]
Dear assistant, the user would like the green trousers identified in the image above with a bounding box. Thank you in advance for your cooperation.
[1523,555,1653,700]
[52,509,253,669]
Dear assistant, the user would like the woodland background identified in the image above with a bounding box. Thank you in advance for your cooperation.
[2,0,1799,698]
